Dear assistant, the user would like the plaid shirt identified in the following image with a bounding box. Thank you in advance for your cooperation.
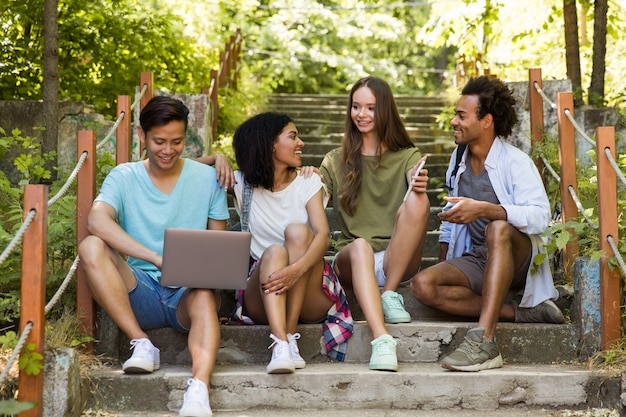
[229,260,353,361]
[320,261,353,361]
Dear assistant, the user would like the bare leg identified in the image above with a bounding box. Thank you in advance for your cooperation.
[477,220,531,339]
[334,239,388,339]
[383,190,430,291]
[243,244,290,340]
[77,235,147,340]
[410,220,531,340]
[282,224,332,330]
[177,289,220,386]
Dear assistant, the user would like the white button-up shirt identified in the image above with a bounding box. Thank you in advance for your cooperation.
[439,138,559,307]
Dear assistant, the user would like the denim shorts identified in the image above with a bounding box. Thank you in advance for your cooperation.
[128,265,189,333]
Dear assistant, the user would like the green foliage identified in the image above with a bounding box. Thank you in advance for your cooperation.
[533,134,625,279]
[0,332,43,376]
[0,125,117,328]
[0,0,218,117]
[0,399,36,415]
[1,127,56,187]
[18,342,44,375]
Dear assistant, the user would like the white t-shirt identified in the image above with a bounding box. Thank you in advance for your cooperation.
[233,170,328,260]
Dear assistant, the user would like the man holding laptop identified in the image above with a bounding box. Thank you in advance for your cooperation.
[78,96,229,417]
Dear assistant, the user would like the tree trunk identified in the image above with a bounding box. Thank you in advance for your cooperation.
[589,0,608,106]
[42,0,59,183]
[563,0,584,106]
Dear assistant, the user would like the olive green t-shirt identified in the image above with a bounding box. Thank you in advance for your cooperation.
[320,147,421,252]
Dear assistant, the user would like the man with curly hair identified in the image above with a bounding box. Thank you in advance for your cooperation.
[410,76,564,372]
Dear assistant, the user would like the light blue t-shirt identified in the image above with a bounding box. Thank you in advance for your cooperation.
[94,159,229,280]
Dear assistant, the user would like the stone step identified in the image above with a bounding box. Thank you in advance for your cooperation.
[103,315,577,368]
[299,155,451,178]
[300,143,453,163]
[267,93,449,107]
[90,407,626,416]
[86,362,620,414]
[265,108,444,123]
[295,119,443,134]
[228,192,447,225]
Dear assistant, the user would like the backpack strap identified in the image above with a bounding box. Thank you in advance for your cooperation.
[240,180,253,233]
[446,144,467,191]
[451,144,467,179]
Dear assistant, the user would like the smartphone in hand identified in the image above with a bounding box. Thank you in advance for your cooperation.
[403,155,428,201]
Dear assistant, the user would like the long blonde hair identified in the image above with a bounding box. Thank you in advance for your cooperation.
[340,76,414,215]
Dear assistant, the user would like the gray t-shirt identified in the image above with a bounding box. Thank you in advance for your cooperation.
[458,168,500,248]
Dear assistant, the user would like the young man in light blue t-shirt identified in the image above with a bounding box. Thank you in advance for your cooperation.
[78,96,230,417]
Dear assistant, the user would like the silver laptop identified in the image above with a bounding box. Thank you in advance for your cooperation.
[160,228,251,290]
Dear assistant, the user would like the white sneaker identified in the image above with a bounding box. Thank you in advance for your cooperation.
[179,378,212,417]
[122,338,160,373]
[266,334,295,374]
[287,333,306,369]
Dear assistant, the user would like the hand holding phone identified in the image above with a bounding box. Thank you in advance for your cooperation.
[403,155,428,201]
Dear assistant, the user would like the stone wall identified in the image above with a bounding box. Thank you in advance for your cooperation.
[507,79,625,165]
[0,93,212,184]
[0,84,623,183]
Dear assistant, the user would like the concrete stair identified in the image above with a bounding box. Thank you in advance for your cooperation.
[84,94,622,415]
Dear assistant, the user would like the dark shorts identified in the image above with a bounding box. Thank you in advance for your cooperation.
[128,265,189,333]
[447,245,530,295]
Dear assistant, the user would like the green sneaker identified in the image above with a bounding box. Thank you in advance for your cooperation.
[441,327,503,372]
[369,334,398,372]
[513,299,565,324]
[381,291,411,323]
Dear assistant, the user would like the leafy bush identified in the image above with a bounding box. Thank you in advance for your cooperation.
[531,134,626,280]
[0,127,116,329]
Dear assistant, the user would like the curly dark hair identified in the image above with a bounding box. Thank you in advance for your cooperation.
[233,112,295,190]
[461,76,518,138]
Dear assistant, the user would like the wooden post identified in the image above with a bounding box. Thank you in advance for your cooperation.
[116,95,131,164]
[219,51,226,87]
[17,185,48,417]
[596,126,621,349]
[233,28,242,90]
[139,72,153,159]
[139,71,153,110]
[529,68,545,183]
[556,92,579,275]
[210,70,218,142]
[76,131,96,337]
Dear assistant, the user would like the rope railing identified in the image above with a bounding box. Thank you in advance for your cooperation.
[96,111,125,151]
[531,68,623,349]
[567,185,598,228]
[4,30,242,412]
[130,83,149,112]
[0,72,156,414]
[605,147,626,188]
[607,235,626,277]
[0,209,36,265]
[563,109,596,147]
[533,81,557,110]
[540,153,561,183]
[45,256,80,315]
[533,81,626,188]
[0,153,87,392]
[95,82,149,152]
[47,151,88,207]
[0,322,33,387]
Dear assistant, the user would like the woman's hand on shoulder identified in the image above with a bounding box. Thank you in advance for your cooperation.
[298,166,324,182]
[214,154,236,190]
